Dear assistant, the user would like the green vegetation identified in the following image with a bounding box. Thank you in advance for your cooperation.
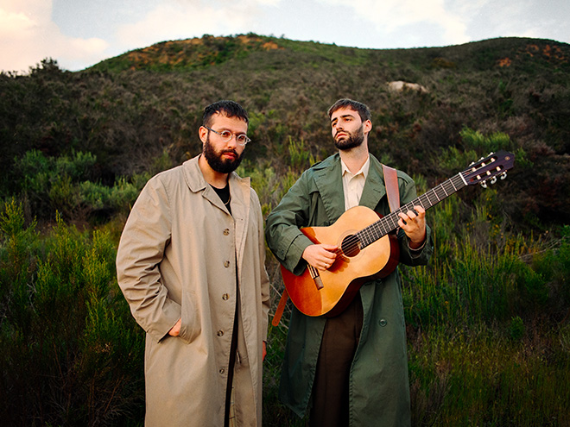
[0,201,144,425]
[1,34,569,425]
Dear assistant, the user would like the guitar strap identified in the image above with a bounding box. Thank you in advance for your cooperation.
[382,164,400,212]
[272,287,288,327]
[271,163,401,327]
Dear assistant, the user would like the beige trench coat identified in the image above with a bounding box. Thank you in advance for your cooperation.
[116,156,270,426]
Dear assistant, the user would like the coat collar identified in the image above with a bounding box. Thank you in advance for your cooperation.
[312,153,388,219]
[182,156,252,269]
[182,155,251,212]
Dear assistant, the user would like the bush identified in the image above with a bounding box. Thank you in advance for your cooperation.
[0,201,145,426]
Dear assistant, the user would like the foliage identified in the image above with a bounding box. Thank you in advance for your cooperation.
[1,34,569,425]
[2,35,569,230]
[14,149,146,222]
[0,201,145,426]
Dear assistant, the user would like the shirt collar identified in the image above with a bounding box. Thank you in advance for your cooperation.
[341,155,370,178]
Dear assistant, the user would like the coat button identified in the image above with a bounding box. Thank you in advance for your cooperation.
[219,368,225,374]
[223,228,230,236]
[224,260,230,268]
[217,330,224,337]
[379,319,388,327]
[222,293,229,300]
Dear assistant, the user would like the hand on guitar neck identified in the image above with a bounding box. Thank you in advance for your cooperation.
[397,205,427,249]
[302,243,338,271]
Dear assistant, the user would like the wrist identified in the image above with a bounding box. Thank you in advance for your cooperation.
[409,237,426,251]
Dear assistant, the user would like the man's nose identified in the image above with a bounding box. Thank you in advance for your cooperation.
[226,134,239,147]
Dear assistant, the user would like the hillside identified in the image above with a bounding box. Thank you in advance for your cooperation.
[1,34,570,426]
[1,34,569,230]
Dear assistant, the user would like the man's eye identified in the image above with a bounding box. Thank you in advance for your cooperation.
[237,135,247,143]
[220,130,232,138]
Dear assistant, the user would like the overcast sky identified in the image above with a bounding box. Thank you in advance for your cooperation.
[1,0,569,73]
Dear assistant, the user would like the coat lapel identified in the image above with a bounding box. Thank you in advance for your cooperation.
[313,154,389,218]
[359,155,388,213]
[312,155,345,223]
[183,156,236,214]
[229,173,251,273]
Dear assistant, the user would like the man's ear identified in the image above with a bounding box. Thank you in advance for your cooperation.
[198,126,208,144]
[363,119,372,133]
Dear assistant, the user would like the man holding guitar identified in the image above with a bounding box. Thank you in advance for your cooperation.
[266,99,433,426]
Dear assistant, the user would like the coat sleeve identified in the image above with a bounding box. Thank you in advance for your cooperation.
[116,176,181,343]
[265,173,314,276]
[395,174,434,266]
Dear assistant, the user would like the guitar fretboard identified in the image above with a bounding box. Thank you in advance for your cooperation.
[358,172,468,248]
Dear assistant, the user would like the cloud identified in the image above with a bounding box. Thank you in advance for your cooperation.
[0,8,34,33]
[115,0,282,49]
[0,0,108,72]
[316,0,470,45]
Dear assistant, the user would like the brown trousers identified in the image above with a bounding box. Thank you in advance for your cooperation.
[310,293,364,427]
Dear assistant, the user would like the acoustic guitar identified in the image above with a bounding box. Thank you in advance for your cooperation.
[280,151,515,317]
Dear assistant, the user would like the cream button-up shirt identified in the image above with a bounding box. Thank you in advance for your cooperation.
[341,156,370,211]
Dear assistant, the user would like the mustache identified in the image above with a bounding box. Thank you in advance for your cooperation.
[221,149,238,156]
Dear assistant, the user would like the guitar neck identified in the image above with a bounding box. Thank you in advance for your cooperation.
[358,172,468,247]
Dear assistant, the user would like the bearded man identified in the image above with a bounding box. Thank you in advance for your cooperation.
[265,99,433,426]
[117,100,270,427]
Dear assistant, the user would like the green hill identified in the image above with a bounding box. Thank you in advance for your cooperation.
[1,34,569,229]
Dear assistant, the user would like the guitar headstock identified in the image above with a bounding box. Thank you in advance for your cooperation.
[462,150,515,188]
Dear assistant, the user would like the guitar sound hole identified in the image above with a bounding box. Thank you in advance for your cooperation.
[341,234,361,257]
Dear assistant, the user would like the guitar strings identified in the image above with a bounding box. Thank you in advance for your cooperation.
[336,173,467,256]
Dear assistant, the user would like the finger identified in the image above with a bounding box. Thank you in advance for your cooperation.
[323,252,336,262]
[320,244,338,252]
[407,210,418,220]
[414,206,426,215]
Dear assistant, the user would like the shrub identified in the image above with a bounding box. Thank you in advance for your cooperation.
[0,202,145,426]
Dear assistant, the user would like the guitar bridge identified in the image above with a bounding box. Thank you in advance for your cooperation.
[308,265,324,290]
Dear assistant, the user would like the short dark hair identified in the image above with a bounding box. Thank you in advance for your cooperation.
[202,100,249,127]
[327,99,371,122]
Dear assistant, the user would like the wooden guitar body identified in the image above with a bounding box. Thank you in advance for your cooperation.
[278,151,515,319]
[280,206,400,317]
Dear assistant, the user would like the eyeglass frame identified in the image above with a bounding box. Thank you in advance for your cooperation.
[203,126,251,146]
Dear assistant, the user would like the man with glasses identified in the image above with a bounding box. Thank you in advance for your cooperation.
[117,100,270,427]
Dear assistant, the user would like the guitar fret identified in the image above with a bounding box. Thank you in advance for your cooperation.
[354,167,479,250]
[356,175,470,250]
[450,177,459,191]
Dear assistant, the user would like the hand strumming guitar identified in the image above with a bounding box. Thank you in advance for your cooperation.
[302,243,338,271]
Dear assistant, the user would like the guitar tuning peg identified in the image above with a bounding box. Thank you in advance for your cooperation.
[501,172,507,180]
[481,181,488,189]
[490,177,497,185]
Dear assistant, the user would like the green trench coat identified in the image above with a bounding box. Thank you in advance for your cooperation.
[265,153,433,426]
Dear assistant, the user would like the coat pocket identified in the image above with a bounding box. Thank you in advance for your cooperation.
[179,290,201,344]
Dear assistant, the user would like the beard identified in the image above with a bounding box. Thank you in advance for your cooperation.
[203,135,243,174]
[334,125,365,151]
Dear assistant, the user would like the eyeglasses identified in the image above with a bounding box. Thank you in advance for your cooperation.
[204,126,251,146]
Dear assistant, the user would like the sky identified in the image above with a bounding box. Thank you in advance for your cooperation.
[1,0,569,73]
